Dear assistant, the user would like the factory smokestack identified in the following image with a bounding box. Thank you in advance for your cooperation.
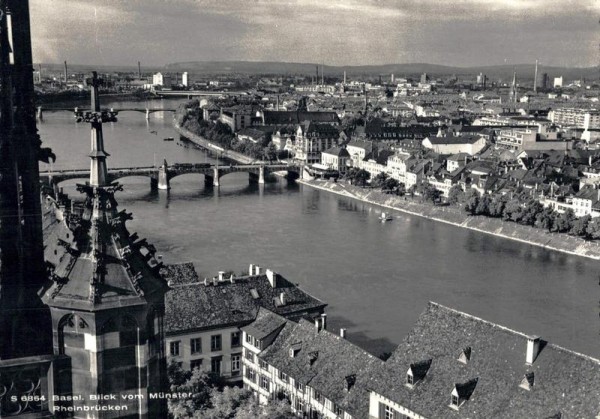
[64,60,67,85]
[138,61,141,79]
[533,59,538,94]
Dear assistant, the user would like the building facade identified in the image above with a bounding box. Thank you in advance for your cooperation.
[163,264,326,383]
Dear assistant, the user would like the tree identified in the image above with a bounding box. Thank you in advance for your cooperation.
[463,189,480,215]
[534,207,555,231]
[585,219,600,239]
[502,198,523,223]
[263,143,278,162]
[519,200,544,226]
[488,195,507,218]
[372,172,388,188]
[570,215,591,238]
[420,184,442,204]
[475,194,492,215]
[354,169,371,187]
[447,185,464,205]
[382,178,399,193]
[552,209,576,233]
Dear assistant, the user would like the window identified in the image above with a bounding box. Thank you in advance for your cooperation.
[231,354,241,375]
[190,359,202,371]
[245,368,256,383]
[211,357,222,375]
[451,394,460,407]
[294,381,304,393]
[279,370,288,383]
[384,405,395,419]
[406,373,414,385]
[295,399,304,413]
[170,341,180,357]
[211,334,222,351]
[245,348,254,363]
[260,375,270,391]
[231,331,241,347]
[333,403,343,416]
[246,333,253,344]
[259,359,268,370]
[190,337,202,354]
[313,390,324,404]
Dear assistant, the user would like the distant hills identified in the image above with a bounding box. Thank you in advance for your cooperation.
[164,61,599,81]
[38,60,598,82]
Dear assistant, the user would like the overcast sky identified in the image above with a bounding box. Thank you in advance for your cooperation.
[29,0,599,68]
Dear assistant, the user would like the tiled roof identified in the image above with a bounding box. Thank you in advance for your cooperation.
[322,146,350,158]
[259,319,383,419]
[426,135,484,145]
[241,307,287,340]
[368,302,600,418]
[263,111,339,125]
[163,266,326,335]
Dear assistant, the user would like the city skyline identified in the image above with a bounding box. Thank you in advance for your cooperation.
[30,0,598,68]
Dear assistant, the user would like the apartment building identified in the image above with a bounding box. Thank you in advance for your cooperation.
[162,263,326,383]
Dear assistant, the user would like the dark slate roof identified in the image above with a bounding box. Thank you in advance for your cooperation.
[368,302,600,419]
[426,135,484,145]
[322,146,350,158]
[163,267,326,335]
[42,189,168,312]
[259,319,383,419]
[241,307,287,340]
[263,110,339,125]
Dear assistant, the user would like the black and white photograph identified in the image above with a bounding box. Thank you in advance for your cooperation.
[0,0,599,417]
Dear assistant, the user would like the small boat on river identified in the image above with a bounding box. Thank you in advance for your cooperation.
[163,137,174,141]
[380,212,393,222]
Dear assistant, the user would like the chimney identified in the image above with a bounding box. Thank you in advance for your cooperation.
[249,264,255,276]
[320,313,327,330]
[255,266,261,275]
[218,271,225,281]
[203,278,208,286]
[340,328,347,339]
[229,274,235,284]
[212,277,218,286]
[279,292,286,306]
[266,269,278,288]
[526,336,541,364]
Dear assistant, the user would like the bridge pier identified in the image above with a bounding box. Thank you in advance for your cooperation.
[249,166,265,184]
[145,108,150,120]
[158,160,170,190]
[213,167,220,187]
[37,106,43,121]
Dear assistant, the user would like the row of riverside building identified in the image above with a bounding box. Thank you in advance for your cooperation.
[161,263,600,419]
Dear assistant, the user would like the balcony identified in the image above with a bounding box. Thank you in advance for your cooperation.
[0,355,71,418]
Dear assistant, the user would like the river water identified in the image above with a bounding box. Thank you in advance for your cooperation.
[38,98,600,358]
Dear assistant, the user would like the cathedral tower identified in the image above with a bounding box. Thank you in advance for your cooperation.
[0,0,52,359]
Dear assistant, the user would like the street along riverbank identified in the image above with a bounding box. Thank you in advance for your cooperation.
[297,178,600,261]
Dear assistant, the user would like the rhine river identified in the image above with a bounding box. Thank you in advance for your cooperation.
[38,98,600,358]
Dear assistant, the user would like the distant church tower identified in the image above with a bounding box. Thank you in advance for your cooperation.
[0,0,52,359]
[42,72,169,418]
[509,71,518,104]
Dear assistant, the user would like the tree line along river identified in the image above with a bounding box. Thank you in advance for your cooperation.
[37,98,600,358]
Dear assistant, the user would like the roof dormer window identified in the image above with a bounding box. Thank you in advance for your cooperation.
[450,378,478,410]
[458,346,472,364]
[289,342,301,358]
[406,359,432,388]
[520,372,535,391]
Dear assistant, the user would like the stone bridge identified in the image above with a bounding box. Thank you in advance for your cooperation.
[40,162,302,190]
[36,106,176,120]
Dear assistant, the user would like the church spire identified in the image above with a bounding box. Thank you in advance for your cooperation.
[86,71,110,187]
